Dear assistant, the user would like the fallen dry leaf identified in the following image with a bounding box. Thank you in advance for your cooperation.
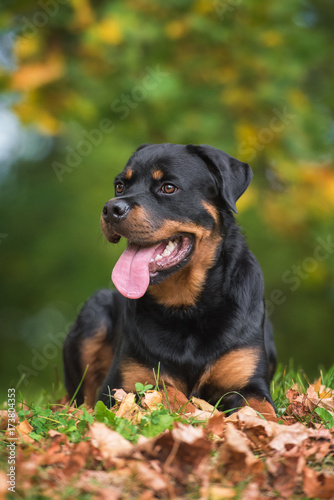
[0,411,8,431]
[141,390,163,410]
[218,423,264,481]
[305,384,334,413]
[172,422,206,444]
[241,482,263,500]
[269,422,310,453]
[191,397,220,416]
[162,386,197,414]
[303,466,334,499]
[208,484,236,499]
[225,405,259,423]
[205,413,225,438]
[15,419,35,444]
[149,422,212,484]
[63,441,91,478]
[115,392,143,423]
[89,422,133,459]
[0,471,8,500]
[267,454,304,498]
[113,388,127,402]
[131,462,169,495]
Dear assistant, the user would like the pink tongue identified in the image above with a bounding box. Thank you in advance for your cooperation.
[112,244,158,299]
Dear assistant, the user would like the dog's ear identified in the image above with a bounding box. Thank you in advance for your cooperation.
[186,144,253,213]
[135,143,151,152]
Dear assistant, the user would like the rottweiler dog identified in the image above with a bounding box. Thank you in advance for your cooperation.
[63,143,276,416]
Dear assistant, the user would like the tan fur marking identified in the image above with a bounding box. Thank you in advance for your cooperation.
[102,199,222,306]
[121,361,187,394]
[81,327,113,407]
[196,348,259,392]
[247,397,277,421]
[148,220,221,307]
[152,169,164,180]
[202,201,219,225]
[124,168,133,180]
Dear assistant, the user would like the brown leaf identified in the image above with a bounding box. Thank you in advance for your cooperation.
[113,388,127,402]
[191,397,220,416]
[218,423,264,480]
[208,485,236,499]
[0,411,8,431]
[305,384,334,413]
[75,470,122,499]
[286,388,299,402]
[303,466,334,499]
[89,422,133,459]
[267,455,304,498]
[63,441,91,478]
[150,423,212,484]
[241,482,264,500]
[172,422,206,444]
[162,386,197,414]
[0,410,19,431]
[0,471,8,500]
[131,462,169,494]
[115,393,143,423]
[206,413,225,438]
[269,422,310,453]
[16,419,35,444]
[141,390,163,410]
[225,405,259,423]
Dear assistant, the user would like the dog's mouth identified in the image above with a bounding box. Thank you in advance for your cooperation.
[112,234,194,299]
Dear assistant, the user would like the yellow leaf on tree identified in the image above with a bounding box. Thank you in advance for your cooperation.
[165,20,188,40]
[260,31,283,47]
[13,95,61,134]
[15,36,40,60]
[11,53,65,91]
[70,0,95,29]
[95,17,123,45]
[193,0,216,15]
[236,186,258,213]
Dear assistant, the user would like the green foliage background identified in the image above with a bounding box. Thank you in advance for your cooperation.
[0,0,333,400]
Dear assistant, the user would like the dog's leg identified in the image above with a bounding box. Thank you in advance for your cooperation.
[63,289,124,406]
[263,310,277,380]
[192,346,276,419]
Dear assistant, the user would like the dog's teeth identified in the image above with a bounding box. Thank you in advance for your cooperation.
[161,240,177,257]
[153,239,179,262]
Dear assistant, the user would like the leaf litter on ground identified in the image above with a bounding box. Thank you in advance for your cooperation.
[1,366,334,499]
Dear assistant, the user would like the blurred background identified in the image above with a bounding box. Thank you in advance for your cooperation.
[0,0,333,401]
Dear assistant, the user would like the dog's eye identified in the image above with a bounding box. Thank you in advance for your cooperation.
[161,183,177,194]
[115,183,124,195]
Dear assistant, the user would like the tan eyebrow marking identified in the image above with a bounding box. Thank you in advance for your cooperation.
[124,168,133,180]
[152,169,164,181]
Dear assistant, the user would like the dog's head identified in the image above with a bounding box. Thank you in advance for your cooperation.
[101,143,252,307]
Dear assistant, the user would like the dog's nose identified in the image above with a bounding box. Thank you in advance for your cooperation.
[102,199,130,222]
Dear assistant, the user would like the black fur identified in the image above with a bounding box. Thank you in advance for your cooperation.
[63,143,276,413]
